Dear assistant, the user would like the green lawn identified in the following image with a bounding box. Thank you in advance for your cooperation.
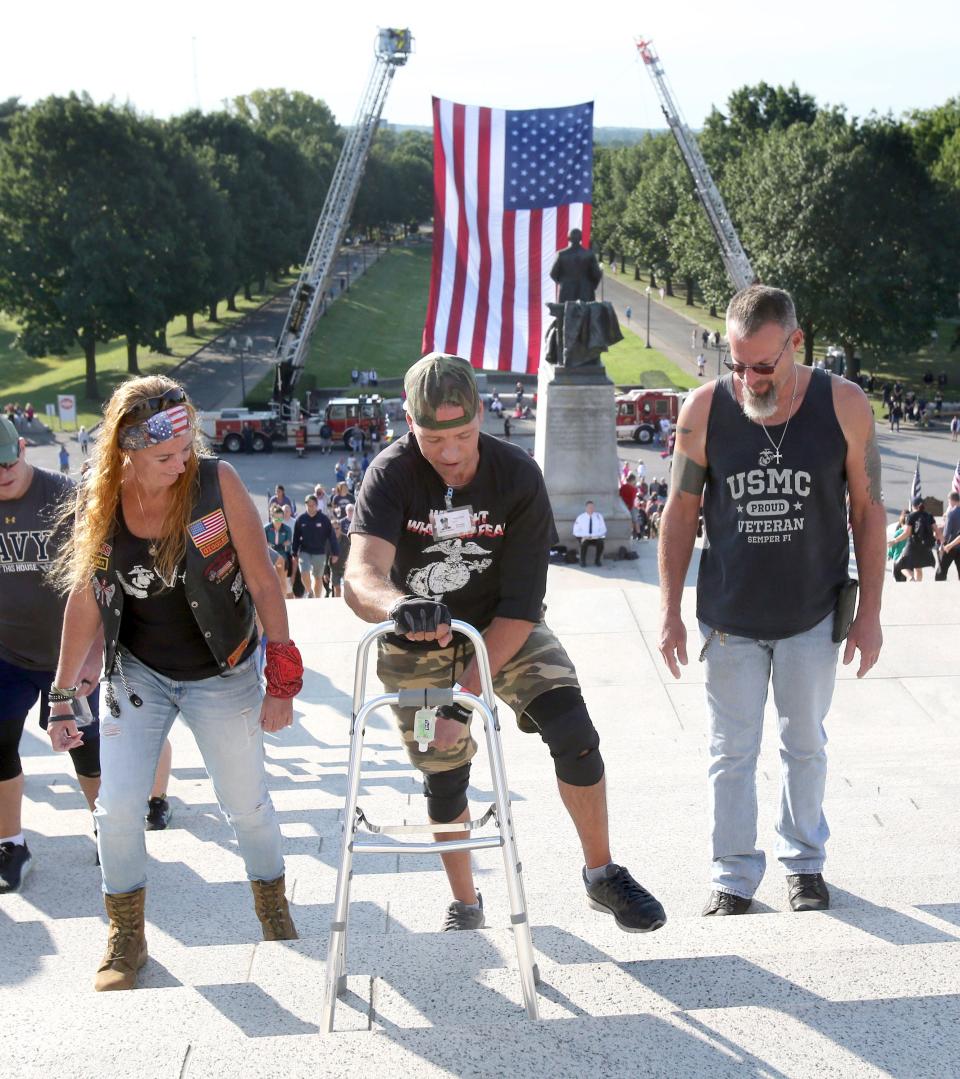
[247,245,692,396]
[302,246,431,385]
[603,333,698,390]
[0,277,296,430]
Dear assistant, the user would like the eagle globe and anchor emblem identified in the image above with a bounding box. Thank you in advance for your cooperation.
[407,538,493,599]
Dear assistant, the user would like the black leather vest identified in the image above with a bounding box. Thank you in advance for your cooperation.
[95,458,256,676]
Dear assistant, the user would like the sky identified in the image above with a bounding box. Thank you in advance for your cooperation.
[4,0,958,130]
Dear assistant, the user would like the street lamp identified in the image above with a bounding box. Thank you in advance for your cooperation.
[228,335,253,404]
[645,286,652,349]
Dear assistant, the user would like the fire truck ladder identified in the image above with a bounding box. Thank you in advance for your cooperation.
[274,28,413,392]
[635,38,754,292]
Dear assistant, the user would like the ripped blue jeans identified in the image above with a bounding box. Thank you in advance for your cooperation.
[95,648,283,894]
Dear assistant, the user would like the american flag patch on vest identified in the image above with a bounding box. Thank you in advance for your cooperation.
[188,509,228,557]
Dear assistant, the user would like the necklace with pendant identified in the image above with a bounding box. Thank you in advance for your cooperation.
[746,366,799,465]
[132,481,160,557]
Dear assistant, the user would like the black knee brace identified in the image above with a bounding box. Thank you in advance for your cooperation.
[0,715,27,782]
[523,686,604,787]
[68,734,101,779]
[422,763,471,823]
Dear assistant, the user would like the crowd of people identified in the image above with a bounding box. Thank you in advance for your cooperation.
[264,456,362,600]
[3,402,38,427]
[880,378,950,431]
[618,468,670,540]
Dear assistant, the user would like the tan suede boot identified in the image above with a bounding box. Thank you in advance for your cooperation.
[95,887,148,991]
[251,874,298,940]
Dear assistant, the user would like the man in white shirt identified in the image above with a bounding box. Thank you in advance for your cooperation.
[572,501,607,567]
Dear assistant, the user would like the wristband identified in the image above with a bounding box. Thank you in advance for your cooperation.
[436,702,471,725]
[264,640,304,699]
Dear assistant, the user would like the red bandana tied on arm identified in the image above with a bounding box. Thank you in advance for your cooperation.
[265,641,304,699]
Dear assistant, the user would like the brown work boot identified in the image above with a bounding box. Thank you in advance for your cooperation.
[95,887,148,991]
[251,874,299,941]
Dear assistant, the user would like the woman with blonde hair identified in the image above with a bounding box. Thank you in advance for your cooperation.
[46,376,303,991]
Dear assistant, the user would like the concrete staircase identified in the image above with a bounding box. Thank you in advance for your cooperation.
[3,557,960,1077]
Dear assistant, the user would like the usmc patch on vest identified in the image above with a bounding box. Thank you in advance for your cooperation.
[188,509,228,558]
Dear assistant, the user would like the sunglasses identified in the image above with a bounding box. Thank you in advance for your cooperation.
[724,331,795,377]
[121,387,188,427]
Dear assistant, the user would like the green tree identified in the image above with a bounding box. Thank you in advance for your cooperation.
[156,130,234,339]
[701,81,819,167]
[906,97,960,171]
[0,97,24,141]
[0,95,179,397]
[171,111,279,315]
[354,128,432,235]
[622,134,684,293]
[591,142,645,270]
[726,113,959,371]
[232,88,340,180]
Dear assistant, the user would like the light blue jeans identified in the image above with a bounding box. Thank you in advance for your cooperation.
[95,648,284,894]
[699,613,839,899]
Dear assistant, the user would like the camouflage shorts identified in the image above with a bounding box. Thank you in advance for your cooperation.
[376,621,581,774]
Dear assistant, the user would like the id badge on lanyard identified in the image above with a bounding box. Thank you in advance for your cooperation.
[430,486,475,540]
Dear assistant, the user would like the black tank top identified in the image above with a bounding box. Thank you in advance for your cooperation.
[115,505,221,680]
[697,369,849,639]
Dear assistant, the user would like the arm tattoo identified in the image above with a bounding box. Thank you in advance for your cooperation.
[678,426,693,435]
[673,451,707,496]
[864,431,882,505]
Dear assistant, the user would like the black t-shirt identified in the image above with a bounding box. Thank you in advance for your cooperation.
[907,509,935,547]
[115,506,222,680]
[352,432,557,646]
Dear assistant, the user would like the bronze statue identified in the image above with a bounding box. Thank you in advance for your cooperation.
[544,230,620,370]
[549,228,602,302]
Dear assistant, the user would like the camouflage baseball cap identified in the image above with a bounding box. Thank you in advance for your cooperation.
[404,353,480,430]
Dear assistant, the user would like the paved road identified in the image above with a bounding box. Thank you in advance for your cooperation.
[600,275,720,377]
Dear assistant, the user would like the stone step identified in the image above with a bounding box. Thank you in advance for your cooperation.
[6,955,960,1079]
[7,892,959,1005]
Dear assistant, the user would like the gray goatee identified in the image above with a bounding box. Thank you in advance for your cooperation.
[741,380,779,422]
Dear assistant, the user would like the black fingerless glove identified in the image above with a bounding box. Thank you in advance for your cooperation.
[436,702,472,725]
[388,595,452,635]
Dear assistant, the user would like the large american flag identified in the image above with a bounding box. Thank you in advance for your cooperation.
[952,458,960,496]
[422,98,594,374]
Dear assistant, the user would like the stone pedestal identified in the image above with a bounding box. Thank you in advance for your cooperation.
[534,362,631,546]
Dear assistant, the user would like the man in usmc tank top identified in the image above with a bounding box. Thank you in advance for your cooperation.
[657,285,886,917]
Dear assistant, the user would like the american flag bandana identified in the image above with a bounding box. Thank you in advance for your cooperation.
[119,404,192,450]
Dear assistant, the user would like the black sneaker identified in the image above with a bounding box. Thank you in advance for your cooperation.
[787,873,830,912]
[703,890,752,916]
[0,841,32,894]
[145,797,172,831]
[584,864,666,933]
[441,890,485,931]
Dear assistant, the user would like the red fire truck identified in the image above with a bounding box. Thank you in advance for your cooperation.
[615,388,686,443]
[198,395,389,453]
